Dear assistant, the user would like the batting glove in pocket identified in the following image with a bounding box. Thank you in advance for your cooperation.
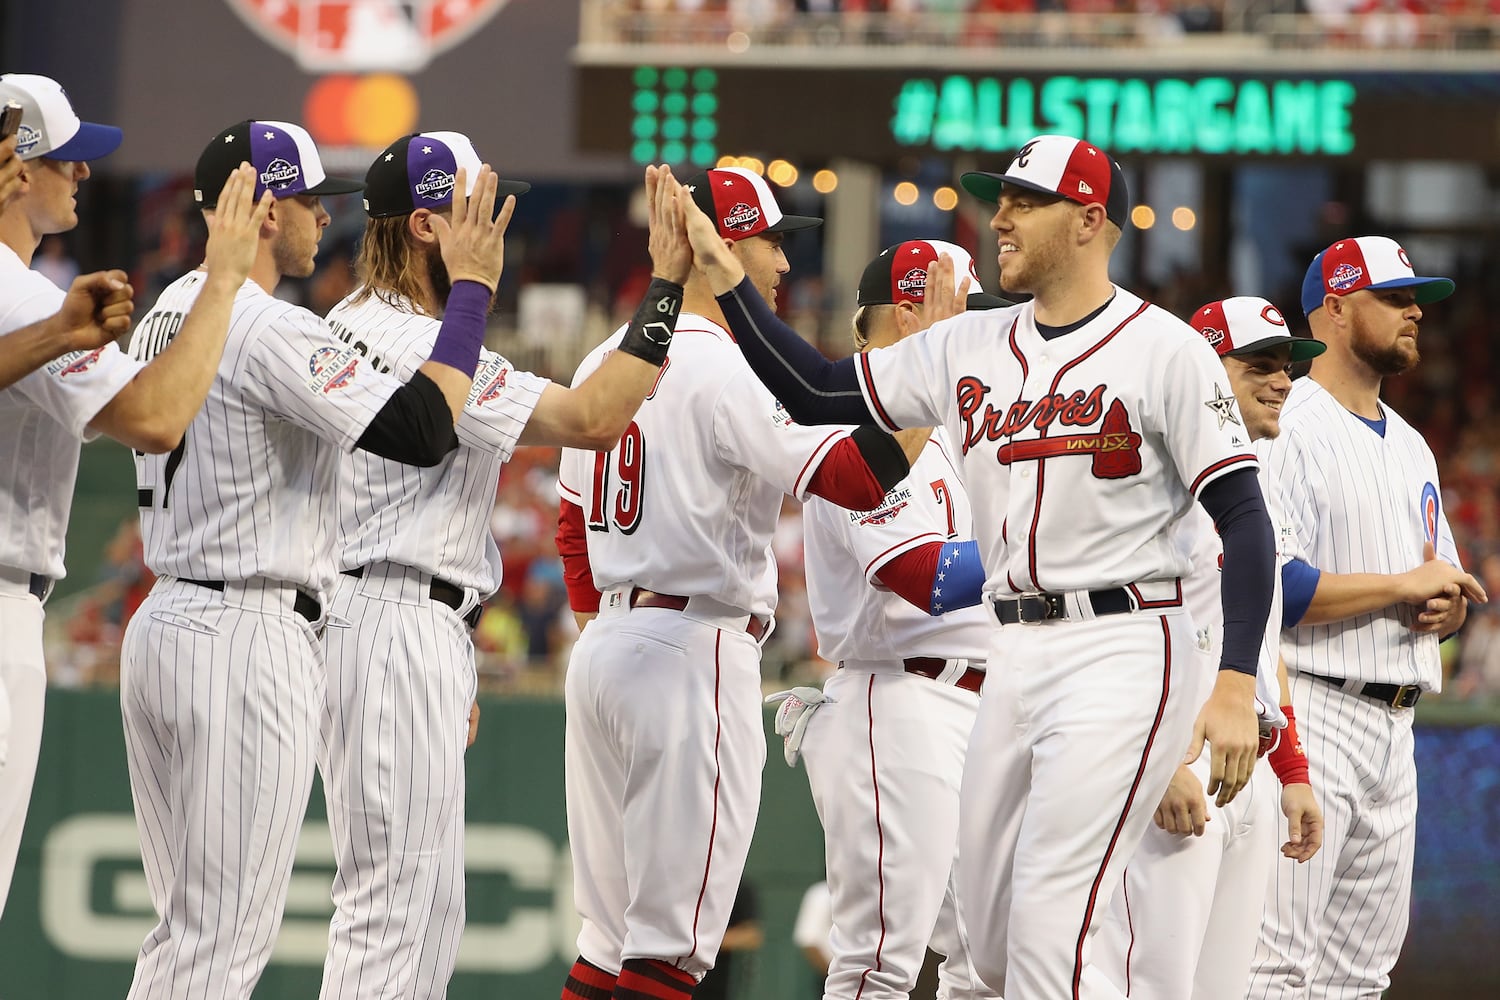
[764,686,834,768]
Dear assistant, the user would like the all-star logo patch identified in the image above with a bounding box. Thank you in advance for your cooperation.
[45,347,107,378]
[1204,383,1241,429]
[1328,262,1364,292]
[897,267,927,298]
[415,168,455,201]
[15,123,41,156]
[1201,326,1226,348]
[260,157,301,190]
[771,399,795,428]
[723,202,760,232]
[466,355,511,407]
[306,345,360,393]
[849,485,914,526]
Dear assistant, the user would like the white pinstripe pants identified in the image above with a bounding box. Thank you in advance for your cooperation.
[0,590,45,921]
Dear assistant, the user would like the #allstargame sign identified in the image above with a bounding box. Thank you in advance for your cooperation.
[226,0,508,72]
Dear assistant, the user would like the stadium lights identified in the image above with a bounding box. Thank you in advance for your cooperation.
[893,182,919,206]
[813,169,839,194]
[933,186,959,211]
[1172,207,1197,231]
[1132,205,1156,230]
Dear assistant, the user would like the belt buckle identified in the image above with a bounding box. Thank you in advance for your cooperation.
[1015,593,1066,625]
[1390,684,1421,710]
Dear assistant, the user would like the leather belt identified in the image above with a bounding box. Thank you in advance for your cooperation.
[629,587,769,642]
[28,573,50,601]
[902,656,985,693]
[181,578,321,625]
[341,566,483,630]
[990,587,1134,625]
[1304,671,1422,710]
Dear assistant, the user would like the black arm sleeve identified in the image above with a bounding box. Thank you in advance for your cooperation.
[355,370,461,467]
[716,277,874,425]
[851,425,910,494]
[1199,467,1276,676]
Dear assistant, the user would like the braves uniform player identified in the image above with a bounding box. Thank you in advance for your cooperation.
[1248,238,1486,999]
[554,166,916,1000]
[1095,297,1327,1000]
[789,242,1007,1000]
[120,119,515,1000]
[318,140,689,1000]
[0,75,263,920]
[678,135,1277,1000]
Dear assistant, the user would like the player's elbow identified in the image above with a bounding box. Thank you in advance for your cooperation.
[100,414,183,454]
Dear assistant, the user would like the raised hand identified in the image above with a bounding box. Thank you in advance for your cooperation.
[677,177,744,294]
[645,164,692,285]
[203,163,273,286]
[53,270,135,352]
[0,135,22,209]
[922,254,970,327]
[432,166,517,293]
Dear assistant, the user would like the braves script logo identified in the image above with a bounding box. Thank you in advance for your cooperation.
[307,346,360,393]
[45,347,107,378]
[723,201,760,232]
[225,0,509,73]
[955,376,1143,478]
[1328,262,1364,293]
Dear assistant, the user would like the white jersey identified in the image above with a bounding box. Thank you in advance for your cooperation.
[856,287,1257,596]
[557,313,849,617]
[0,243,143,579]
[325,289,549,594]
[127,273,404,596]
[803,428,992,663]
[1256,377,1460,690]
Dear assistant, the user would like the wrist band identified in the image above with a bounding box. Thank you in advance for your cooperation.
[1269,704,1310,786]
[427,280,491,377]
[618,277,683,367]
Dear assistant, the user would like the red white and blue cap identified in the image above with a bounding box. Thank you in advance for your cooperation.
[0,73,122,162]
[1192,297,1326,363]
[1300,236,1455,316]
[961,134,1129,228]
[857,240,1013,311]
[362,131,530,218]
[194,119,363,208]
[685,167,822,242]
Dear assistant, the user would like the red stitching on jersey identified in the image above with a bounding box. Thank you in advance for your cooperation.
[859,351,899,432]
[853,674,888,1000]
[1007,316,1027,379]
[1189,453,1257,496]
[688,632,725,961]
[1126,579,1184,610]
[1122,876,1135,996]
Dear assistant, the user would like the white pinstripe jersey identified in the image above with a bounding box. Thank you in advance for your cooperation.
[855,287,1258,596]
[324,288,549,595]
[1256,377,1460,690]
[127,272,404,596]
[557,314,851,618]
[0,244,144,579]
[803,428,992,664]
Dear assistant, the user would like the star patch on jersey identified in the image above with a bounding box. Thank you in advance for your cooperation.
[307,345,360,393]
[1204,383,1241,430]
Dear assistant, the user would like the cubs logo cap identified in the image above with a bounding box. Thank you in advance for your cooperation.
[1300,236,1455,316]
[194,119,363,208]
[685,166,822,242]
[1192,297,1327,363]
[857,240,1014,311]
[0,73,122,161]
[960,134,1129,229]
[362,131,531,219]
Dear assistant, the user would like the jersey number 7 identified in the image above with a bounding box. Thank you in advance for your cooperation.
[587,421,645,534]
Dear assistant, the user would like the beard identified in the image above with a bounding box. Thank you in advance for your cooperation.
[1350,315,1419,376]
[998,230,1067,297]
[425,243,453,310]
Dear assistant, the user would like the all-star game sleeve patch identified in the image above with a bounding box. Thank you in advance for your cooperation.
[306,345,362,394]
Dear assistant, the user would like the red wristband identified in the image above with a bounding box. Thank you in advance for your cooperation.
[1269,705,1310,786]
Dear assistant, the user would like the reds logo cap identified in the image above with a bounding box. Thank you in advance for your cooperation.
[856,239,1014,311]
[684,166,822,243]
[1193,297,1327,363]
[362,131,530,219]
[194,119,364,208]
[1300,236,1455,316]
[0,73,121,162]
[959,134,1129,229]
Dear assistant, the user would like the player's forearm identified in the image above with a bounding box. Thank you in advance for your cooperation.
[874,539,986,615]
[518,352,661,450]
[1297,571,1410,626]
[1202,468,1275,675]
[418,280,492,419]
[0,317,77,390]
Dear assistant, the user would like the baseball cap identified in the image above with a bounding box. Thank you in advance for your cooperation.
[0,73,121,161]
[857,240,1014,311]
[194,119,363,208]
[684,166,822,242]
[960,134,1129,229]
[1191,297,1327,363]
[1299,236,1455,316]
[362,131,530,218]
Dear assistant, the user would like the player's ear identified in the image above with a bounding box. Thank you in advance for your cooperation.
[407,209,440,245]
[896,300,923,338]
[1078,203,1108,245]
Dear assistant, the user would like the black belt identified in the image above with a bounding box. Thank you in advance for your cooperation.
[629,587,769,642]
[1304,672,1422,710]
[28,573,50,601]
[902,657,985,693]
[180,578,321,624]
[990,587,1134,625]
[341,566,483,630]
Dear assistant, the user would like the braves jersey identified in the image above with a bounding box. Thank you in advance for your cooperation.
[803,428,992,664]
[128,273,404,595]
[855,287,1257,596]
[1256,377,1460,690]
[557,313,850,617]
[0,244,144,579]
[325,289,549,595]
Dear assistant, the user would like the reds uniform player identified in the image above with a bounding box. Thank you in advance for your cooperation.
[1249,238,1485,999]
[318,138,688,999]
[554,166,916,1000]
[121,119,515,1000]
[0,74,263,920]
[1094,297,1326,1000]
[678,134,1276,1000]
[786,241,1007,1000]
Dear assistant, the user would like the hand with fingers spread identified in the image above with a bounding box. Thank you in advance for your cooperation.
[432,166,516,293]
[677,178,743,293]
[644,164,692,285]
[0,134,21,208]
[1184,670,1259,807]
[921,253,970,326]
[202,163,273,287]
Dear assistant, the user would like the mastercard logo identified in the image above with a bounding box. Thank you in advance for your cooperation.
[305,74,419,148]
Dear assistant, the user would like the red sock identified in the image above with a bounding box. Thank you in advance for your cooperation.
[614,958,696,1000]
[563,957,617,1000]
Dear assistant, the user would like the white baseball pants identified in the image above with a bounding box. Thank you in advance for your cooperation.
[0,587,45,920]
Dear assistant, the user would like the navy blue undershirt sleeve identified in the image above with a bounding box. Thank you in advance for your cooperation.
[1281,558,1321,628]
[1199,467,1276,676]
[356,370,460,467]
[716,277,873,425]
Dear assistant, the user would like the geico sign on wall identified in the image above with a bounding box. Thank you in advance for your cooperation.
[225,0,510,71]
[37,814,581,971]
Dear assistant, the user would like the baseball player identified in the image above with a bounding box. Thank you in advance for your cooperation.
[119,119,516,1000]
[1248,237,1486,999]
[318,136,689,1000]
[676,134,1277,1000]
[554,166,918,1000]
[0,74,265,920]
[785,241,1008,1000]
[0,272,136,390]
[1093,297,1327,1000]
